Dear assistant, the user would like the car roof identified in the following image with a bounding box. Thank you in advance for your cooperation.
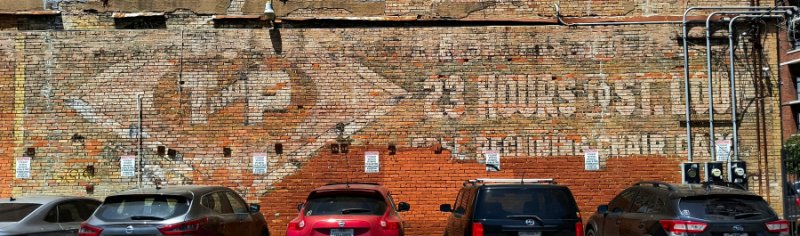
[311,183,389,195]
[634,181,759,198]
[109,185,230,198]
[0,196,99,204]
[469,183,570,189]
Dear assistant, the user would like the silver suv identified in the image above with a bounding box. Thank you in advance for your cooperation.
[80,185,268,236]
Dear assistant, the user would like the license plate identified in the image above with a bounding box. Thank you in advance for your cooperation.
[330,228,354,236]
[724,233,748,236]
[519,232,541,236]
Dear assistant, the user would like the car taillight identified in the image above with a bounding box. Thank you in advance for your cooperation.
[795,197,800,207]
[78,222,103,236]
[381,220,400,230]
[575,222,584,236]
[158,217,208,235]
[472,222,484,236]
[766,220,790,233]
[288,220,305,231]
[659,220,707,235]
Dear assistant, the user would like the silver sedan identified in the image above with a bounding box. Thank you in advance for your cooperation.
[0,196,101,236]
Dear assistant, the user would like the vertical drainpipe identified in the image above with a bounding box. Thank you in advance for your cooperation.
[137,94,143,188]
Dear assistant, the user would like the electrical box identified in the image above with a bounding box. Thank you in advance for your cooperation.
[682,162,701,184]
[706,162,725,183]
[730,161,748,189]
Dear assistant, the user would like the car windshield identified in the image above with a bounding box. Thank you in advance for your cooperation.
[0,203,41,222]
[95,195,190,221]
[475,187,579,220]
[304,192,387,216]
[679,195,776,221]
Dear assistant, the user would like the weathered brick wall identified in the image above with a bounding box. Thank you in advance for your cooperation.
[0,0,790,234]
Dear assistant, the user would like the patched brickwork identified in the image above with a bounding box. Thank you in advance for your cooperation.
[0,1,790,234]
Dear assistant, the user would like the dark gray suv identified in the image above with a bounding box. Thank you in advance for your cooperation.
[80,185,269,236]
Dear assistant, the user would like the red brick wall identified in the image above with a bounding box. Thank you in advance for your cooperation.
[262,146,681,236]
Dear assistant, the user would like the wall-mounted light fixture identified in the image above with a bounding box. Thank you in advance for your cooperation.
[167,149,177,160]
[25,147,35,158]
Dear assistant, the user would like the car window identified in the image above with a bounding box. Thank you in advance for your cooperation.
[452,189,465,214]
[475,187,579,220]
[454,189,471,215]
[678,195,776,221]
[224,191,248,214]
[94,195,190,221]
[387,193,397,211]
[0,203,41,222]
[304,192,387,216]
[58,201,85,222]
[81,200,101,218]
[45,206,58,223]
[202,192,234,214]
[609,189,637,213]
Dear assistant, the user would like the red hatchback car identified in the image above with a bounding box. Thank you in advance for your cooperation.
[286,183,410,236]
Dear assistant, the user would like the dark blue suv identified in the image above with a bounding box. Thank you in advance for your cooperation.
[439,179,583,236]
[586,181,788,236]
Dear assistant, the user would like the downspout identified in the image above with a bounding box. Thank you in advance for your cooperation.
[704,10,788,160]
[681,6,797,162]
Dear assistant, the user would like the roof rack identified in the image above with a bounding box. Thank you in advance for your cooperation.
[465,178,556,186]
[701,181,745,190]
[633,181,675,191]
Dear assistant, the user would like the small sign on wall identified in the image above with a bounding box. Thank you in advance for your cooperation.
[715,140,731,162]
[253,153,268,174]
[120,155,136,177]
[364,151,380,173]
[485,150,500,171]
[584,149,600,171]
[15,157,30,179]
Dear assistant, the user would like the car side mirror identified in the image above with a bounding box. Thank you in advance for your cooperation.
[249,203,260,213]
[296,203,304,212]
[597,205,608,214]
[398,202,410,212]
[439,204,452,212]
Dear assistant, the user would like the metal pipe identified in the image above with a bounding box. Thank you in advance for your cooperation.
[704,10,787,161]
[728,15,784,162]
[681,6,796,162]
[137,93,143,188]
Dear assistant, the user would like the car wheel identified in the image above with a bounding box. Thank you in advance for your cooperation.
[586,228,596,236]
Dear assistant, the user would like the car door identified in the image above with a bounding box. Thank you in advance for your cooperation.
[602,189,636,236]
[619,189,654,235]
[202,191,237,235]
[224,191,258,236]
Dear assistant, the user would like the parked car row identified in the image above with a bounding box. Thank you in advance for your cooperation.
[0,180,789,236]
